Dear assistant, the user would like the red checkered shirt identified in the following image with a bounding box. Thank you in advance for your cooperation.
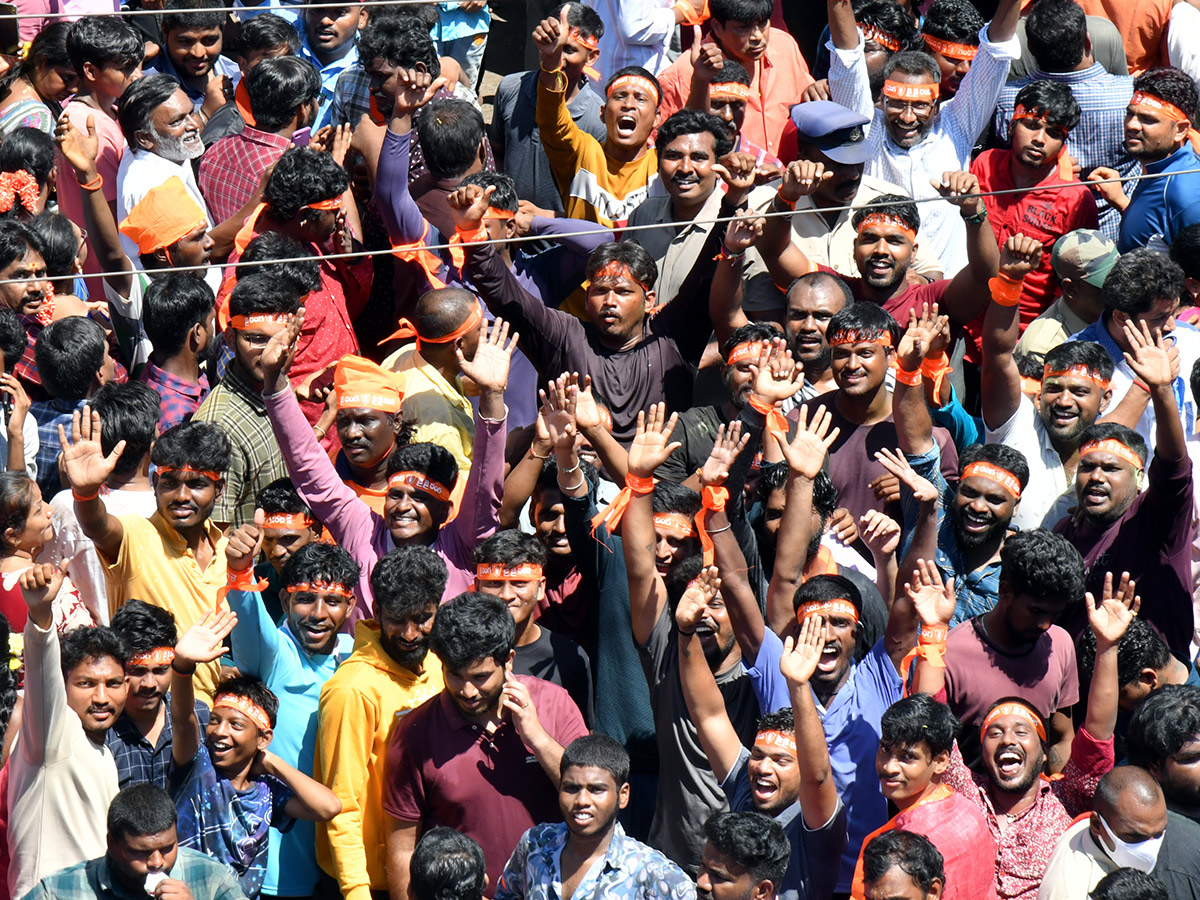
[198,125,293,225]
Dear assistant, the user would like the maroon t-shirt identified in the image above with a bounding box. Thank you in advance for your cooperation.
[383,674,589,896]
[817,264,953,329]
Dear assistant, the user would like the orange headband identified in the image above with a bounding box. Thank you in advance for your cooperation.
[388,471,452,502]
[157,465,220,482]
[756,729,798,755]
[607,73,660,105]
[710,82,752,101]
[1080,438,1144,469]
[1019,375,1041,396]
[382,301,483,346]
[962,461,1022,498]
[882,80,940,103]
[1043,364,1109,390]
[568,26,599,49]
[230,313,293,331]
[485,207,516,220]
[286,581,355,599]
[857,212,917,241]
[922,33,978,60]
[590,260,651,293]
[476,562,544,581]
[262,512,314,530]
[829,329,893,347]
[337,390,403,413]
[213,693,271,731]
[861,23,901,51]
[981,701,1046,742]
[1130,90,1190,123]
[306,196,343,211]
[727,341,764,366]
[126,646,175,668]
[1013,104,1069,133]
[797,598,859,624]
[655,512,696,539]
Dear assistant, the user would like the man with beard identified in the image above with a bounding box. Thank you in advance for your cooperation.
[676,568,847,900]
[697,812,791,900]
[108,600,210,789]
[981,242,1114,529]
[384,592,588,899]
[313,546,446,900]
[1054,320,1195,660]
[914,560,1127,899]
[495,735,694,900]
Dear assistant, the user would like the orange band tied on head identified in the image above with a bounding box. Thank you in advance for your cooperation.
[485,207,516,220]
[654,512,696,539]
[882,80,940,103]
[127,646,175,668]
[860,23,901,51]
[591,472,656,537]
[306,195,343,211]
[230,313,293,331]
[607,73,660,105]
[756,729,798,755]
[388,471,452,503]
[591,259,651,293]
[382,300,483,346]
[1020,375,1042,397]
[262,512,313,530]
[981,701,1046,742]
[568,26,599,49]
[829,329,894,348]
[286,581,355,599]
[710,82,752,101]
[922,33,977,60]
[727,341,764,366]
[1080,438,1144,470]
[961,461,1022,498]
[1130,90,1200,153]
[856,212,917,241]
[476,562,544,581]
[1013,105,1076,179]
[158,465,221,482]
[797,598,860,625]
[1043,363,1109,390]
[213,693,272,732]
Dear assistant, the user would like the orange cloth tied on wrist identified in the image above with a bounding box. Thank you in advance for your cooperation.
[334,355,404,413]
[961,461,1022,498]
[921,33,978,60]
[797,598,859,624]
[747,394,788,440]
[388,471,452,503]
[476,562,543,581]
[898,623,948,684]
[218,566,270,610]
[856,213,916,241]
[286,581,355,599]
[981,700,1046,742]
[695,485,729,566]
[1080,438,1144,469]
[381,300,483,348]
[1130,90,1200,154]
[119,177,208,256]
[1043,363,1109,390]
[592,472,656,537]
[127,646,175,669]
[262,512,313,530]
[0,170,39,215]
[756,729,797,755]
[388,222,449,295]
[213,693,272,731]
[881,80,939,103]
[606,73,661,105]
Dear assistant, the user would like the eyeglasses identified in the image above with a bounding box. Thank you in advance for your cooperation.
[883,99,934,116]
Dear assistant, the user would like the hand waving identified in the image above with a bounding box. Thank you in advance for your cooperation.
[59,405,125,496]
[1086,570,1140,651]
[175,610,239,668]
[1122,318,1179,389]
[698,421,751,487]
[874,447,939,505]
[676,565,721,633]
[456,317,518,394]
[774,403,839,479]
[627,404,680,478]
[903,558,956,626]
[780,613,824,687]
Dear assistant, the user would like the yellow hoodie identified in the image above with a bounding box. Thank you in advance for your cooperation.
[315,620,444,900]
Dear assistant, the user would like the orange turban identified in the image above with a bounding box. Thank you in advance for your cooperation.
[333,355,404,413]
[118,177,207,256]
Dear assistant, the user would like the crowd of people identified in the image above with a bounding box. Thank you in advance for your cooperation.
[0,0,1195,898]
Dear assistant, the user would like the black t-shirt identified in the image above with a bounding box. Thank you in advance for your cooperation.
[513,627,594,727]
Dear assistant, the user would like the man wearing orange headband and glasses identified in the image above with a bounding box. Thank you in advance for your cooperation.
[1112,68,1200,254]
[826,0,1021,276]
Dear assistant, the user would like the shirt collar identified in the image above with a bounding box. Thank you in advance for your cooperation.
[1030,62,1108,84]
[144,361,208,398]
[149,509,223,553]
[223,364,269,411]
[239,125,295,150]
[95,856,149,899]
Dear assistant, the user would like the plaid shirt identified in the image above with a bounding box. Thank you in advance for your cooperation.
[198,126,293,225]
[30,397,84,499]
[140,362,209,433]
[14,315,46,401]
[104,696,210,790]
[21,847,247,900]
[192,365,289,527]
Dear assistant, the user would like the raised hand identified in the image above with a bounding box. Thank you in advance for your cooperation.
[539,373,577,451]
[260,308,305,391]
[875,447,939,505]
[447,182,494,234]
[59,406,125,495]
[904,558,956,626]
[226,509,265,573]
[896,303,942,372]
[457,316,518,394]
[932,170,984,218]
[676,565,720,632]
[724,214,765,255]
[698,421,750,487]
[627,403,681,478]
[1087,571,1140,651]
[775,403,839,479]
[779,159,833,203]
[1122,318,1179,389]
[19,561,68,621]
[175,609,239,668]
[714,151,758,206]
[780,613,824,687]
[393,68,449,120]
[1,373,30,435]
[750,339,803,404]
[691,30,724,83]
[860,509,901,559]
[54,112,99,179]
[533,4,570,71]
[573,374,604,431]
[998,234,1044,282]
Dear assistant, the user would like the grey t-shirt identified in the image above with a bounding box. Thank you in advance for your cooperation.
[723,746,848,900]
[489,70,608,216]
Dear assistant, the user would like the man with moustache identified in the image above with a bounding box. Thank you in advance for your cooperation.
[779,274,855,406]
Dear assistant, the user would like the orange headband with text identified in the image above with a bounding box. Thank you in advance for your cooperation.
[476,563,544,581]
[337,390,403,413]
[756,729,798,755]
[1130,90,1200,153]
[861,23,901,50]
[382,301,483,347]
[882,80,940,103]
[961,461,1022,498]
[286,581,355,599]
[388,471,452,503]
[711,82,752,101]
[829,329,894,348]
[654,512,696,539]
[607,73,660,105]
[796,598,859,625]
[981,701,1046,742]
[230,313,293,331]
[262,512,313,530]
[127,646,175,668]
[1080,439,1144,469]
[157,465,220,482]
[857,212,917,241]
[590,260,651,293]
[213,693,271,731]
[727,341,764,366]
[922,33,977,60]
[568,26,599,49]
[1042,364,1109,390]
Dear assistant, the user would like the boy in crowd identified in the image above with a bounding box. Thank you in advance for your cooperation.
[140,273,216,432]
[697,812,792,900]
[148,0,241,121]
[255,478,325,623]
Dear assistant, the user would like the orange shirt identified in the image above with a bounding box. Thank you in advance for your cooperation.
[1075,0,1171,74]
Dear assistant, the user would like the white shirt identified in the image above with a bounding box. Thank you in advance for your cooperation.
[985,393,1073,531]
[828,26,1020,276]
[1036,819,1117,900]
[0,408,39,481]
[584,0,676,82]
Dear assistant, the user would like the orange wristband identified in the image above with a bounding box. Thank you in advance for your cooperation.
[895,366,923,386]
[989,274,1023,307]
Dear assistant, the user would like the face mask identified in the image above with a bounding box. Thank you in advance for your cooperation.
[1095,812,1163,873]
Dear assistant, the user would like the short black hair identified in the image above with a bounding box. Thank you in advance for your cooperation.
[565,1,604,41]
[702,811,790,888]
[560,733,630,785]
[921,0,982,45]
[881,50,941,86]
[0,472,36,551]
[264,146,349,223]
[0,306,27,374]
[107,783,177,842]
[1078,422,1148,471]
[409,827,487,900]
[371,545,447,621]
[256,477,321,535]
[880,693,959,756]
[1043,340,1115,382]
[1013,80,1082,131]
[386,443,459,525]
[281,542,360,594]
[1135,67,1199,120]
[827,302,902,348]
[1090,868,1169,900]
[143,273,214,358]
[60,624,128,677]
[1171,224,1200,282]
[1102,248,1185,316]
[66,16,143,76]
[655,108,734,158]
[958,442,1031,492]
[35,316,106,401]
[714,57,750,85]
[858,0,920,53]
[358,17,441,77]
[851,192,920,236]
[151,421,232,475]
[997,528,1084,605]
[238,232,323,293]
[585,241,657,293]
[89,381,161,480]
[0,219,42,272]
[417,99,484,182]
[110,599,178,654]
[1025,0,1087,72]
[246,55,321,132]
[0,127,55,189]
[473,529,548,568]
[459,171,518,214]
[429,592,515,671]
[708,0,773,25]
[27,211,78,278]
[214,674,278,729]
[229,270,305,318]
[863,831,945,895]
[238,12,300,56]
[161,0,225,37]
[1126,684,1200,768]
[117,74,183,148]
[1076,615,1172,685]
[757,707,795,736]
[652,481,702,517]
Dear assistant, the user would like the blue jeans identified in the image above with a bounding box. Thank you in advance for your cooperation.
[441,31,487,92]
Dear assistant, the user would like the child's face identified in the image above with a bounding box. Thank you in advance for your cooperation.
[206,705,269,773]
[876,741,946,806]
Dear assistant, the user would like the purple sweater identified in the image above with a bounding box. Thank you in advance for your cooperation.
[264,384,505,616]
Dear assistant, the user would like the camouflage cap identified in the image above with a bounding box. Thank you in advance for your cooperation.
[1050,229,1119,288]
